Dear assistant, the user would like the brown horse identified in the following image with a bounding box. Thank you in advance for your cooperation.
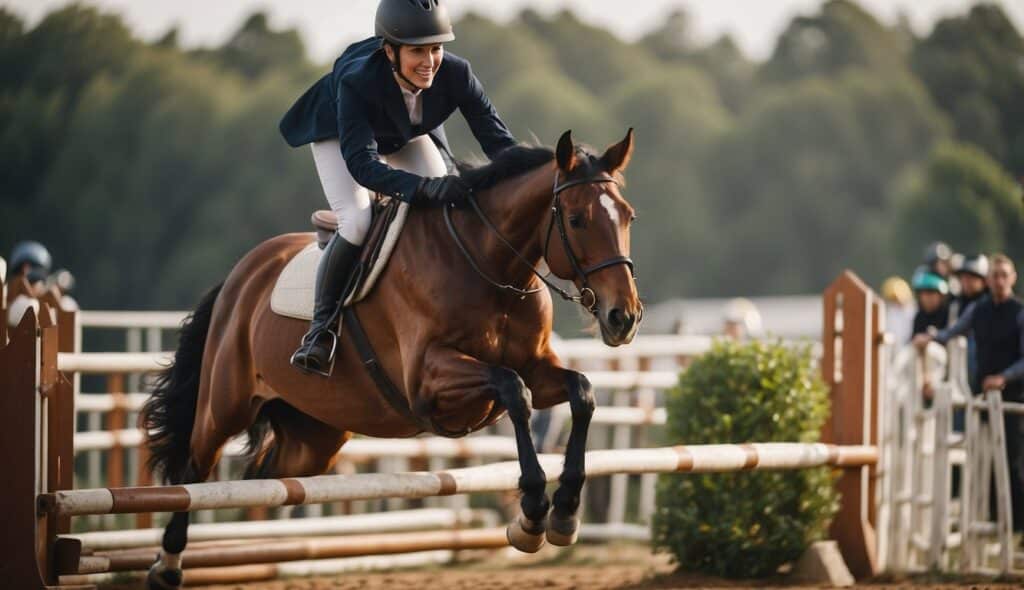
[140,129,642,589]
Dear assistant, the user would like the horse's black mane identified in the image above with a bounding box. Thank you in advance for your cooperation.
[457,143,607,192]
[457,144,554,192]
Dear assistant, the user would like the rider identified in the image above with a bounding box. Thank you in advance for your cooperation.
[279,0,518,375]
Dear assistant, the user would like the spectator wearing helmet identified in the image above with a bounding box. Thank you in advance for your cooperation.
[952,254,990,319]
[9,240,51,287]
[952,254,990,392]
[279,0,519,376]
[915,254,1024,530]
[881,276,914,345]
[924,241,954,279]
[6,241,54,328]
[911,266,950,338]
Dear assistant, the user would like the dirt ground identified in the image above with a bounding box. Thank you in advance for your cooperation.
[99,543,1024,590]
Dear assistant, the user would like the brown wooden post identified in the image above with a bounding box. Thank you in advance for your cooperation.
[0,310,52,588]
[38,299,62,553]
[822,271,880,579]
[136,443,154,528]
[107,374,126,490]
[0,260,7,346]
[39,293,77,535]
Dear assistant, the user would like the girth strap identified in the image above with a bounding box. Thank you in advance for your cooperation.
[342,308,467,438]
[343,308,433,433]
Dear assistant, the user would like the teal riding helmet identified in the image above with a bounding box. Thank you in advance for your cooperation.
[911,266,949,295]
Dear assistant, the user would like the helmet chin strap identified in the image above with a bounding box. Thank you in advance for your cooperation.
[388,43,426,92]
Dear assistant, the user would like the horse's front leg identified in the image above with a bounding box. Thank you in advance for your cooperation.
[419,346,550,552]
[524,354,595,546]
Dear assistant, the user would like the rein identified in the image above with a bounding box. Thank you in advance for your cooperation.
[443,171,635,315]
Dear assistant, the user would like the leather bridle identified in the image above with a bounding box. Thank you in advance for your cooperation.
[443,170,637,316]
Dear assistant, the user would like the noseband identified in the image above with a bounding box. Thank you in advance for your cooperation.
[443,171,636,316]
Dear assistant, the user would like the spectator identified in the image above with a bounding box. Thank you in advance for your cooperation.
[952,254,990,392]
[924,241,954,278]
[46,268,79,312]
[9,241,51,289]
[6,241,64,327]
[881,276,914,345]
[925,241,960,296]
[721,298,763,341]
[911,266,950,337]
[915,254,1024,531]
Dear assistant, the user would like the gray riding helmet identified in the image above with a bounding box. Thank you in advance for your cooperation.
[375,0,455,46]
[956,254,990,279]
[10,240,52,283]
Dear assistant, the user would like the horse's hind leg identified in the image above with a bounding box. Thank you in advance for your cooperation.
[148,360,254,589]
[148,420,239,590]
[251,400,351,479]
[524,354,595,546]
[420,347,551,553]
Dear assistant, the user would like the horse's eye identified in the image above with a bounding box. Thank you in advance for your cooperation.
[569,214,584,229]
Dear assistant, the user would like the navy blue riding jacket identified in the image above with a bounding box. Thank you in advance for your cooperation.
[279,37,517,202]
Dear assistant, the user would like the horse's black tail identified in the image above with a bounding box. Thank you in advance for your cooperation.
[141,283,223,484]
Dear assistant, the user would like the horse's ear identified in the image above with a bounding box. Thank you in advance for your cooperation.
[602,128,635,175]
[556,130,577,173]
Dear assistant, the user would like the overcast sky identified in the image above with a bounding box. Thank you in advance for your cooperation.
[5,0,1023,63]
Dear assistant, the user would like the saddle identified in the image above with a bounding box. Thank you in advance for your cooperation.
[270,197,409,320]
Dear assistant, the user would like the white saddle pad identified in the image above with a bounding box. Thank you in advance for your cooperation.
[270,202,410,321]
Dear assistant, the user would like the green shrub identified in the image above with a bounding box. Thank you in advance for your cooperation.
[651,339,839,578]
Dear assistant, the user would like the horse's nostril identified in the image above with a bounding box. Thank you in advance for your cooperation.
[609,308,625,330]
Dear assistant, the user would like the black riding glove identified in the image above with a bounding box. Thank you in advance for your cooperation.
[414,175,473,207]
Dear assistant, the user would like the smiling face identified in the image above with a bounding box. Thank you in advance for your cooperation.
[385,43,444,90]
[545,130,643,346]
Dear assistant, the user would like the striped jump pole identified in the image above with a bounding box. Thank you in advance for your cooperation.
[71,527,510,575]
[40,443,877,518]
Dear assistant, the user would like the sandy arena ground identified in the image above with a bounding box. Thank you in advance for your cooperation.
[97,543,1024,590]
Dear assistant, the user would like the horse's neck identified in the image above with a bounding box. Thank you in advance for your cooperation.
[475,165,555,287]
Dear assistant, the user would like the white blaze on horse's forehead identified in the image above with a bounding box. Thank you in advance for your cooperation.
[599,193,620,225]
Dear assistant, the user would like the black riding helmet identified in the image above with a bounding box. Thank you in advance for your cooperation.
[375,0,455,46]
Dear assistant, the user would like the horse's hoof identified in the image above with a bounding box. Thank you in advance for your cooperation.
[506,514,546,553]
[146,562,183,590]
[546,512,580,546]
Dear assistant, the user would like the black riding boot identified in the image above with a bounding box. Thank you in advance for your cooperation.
[290,233,361,376]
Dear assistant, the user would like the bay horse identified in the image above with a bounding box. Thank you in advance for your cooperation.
[140,129,642,589]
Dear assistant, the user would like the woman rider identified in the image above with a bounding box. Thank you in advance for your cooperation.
[279,0,518,376]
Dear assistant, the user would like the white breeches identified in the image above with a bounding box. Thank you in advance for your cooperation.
[310,135,448,245]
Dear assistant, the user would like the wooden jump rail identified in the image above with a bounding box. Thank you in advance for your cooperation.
[0,271,883,588]
[41,443,877,518]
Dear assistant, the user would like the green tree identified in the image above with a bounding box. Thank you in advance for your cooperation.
[640,11,755,113]
[893,141,1024,266]
[447,12,558,89]
[191,12,309,82]
[703,71,948,294]
[518,9,659,94]
[761,0,910,84]
[912,4,1024,178]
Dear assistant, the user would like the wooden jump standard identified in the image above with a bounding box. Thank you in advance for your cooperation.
[0,271,883,588]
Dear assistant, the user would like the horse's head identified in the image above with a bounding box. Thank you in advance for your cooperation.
[545,129,643,346]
